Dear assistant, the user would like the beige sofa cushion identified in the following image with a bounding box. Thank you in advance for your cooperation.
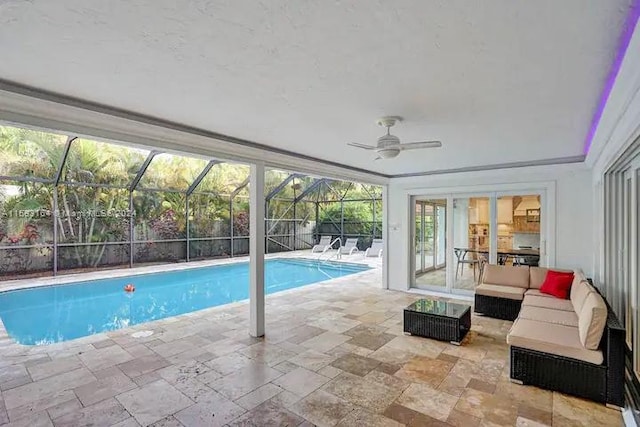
[518,305,579,327]
[570,269,587,296]
[570,274,593,314]
[524,289,555,298]
[578,292,608,350]
[522,295,574,311]
[507,318,603,364]
[529,267,574,290]
[529,267,548,290]
[475,284,526,301]
[482,264,530,289]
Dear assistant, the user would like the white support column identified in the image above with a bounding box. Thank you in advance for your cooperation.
[489,195,498,265]
[249,162,265,337]
[382,185,389,289]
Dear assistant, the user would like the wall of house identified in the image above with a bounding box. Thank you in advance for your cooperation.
[583,16,640,417]
[586,14,640,291]
[385,163,593,291]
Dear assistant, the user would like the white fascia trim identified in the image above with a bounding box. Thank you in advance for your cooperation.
[587,19,640,178]
[0,88,388,185]
[400,181,556,197]
[390,161,589,188]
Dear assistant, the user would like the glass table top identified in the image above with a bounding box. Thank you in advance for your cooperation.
[405,298,470,318]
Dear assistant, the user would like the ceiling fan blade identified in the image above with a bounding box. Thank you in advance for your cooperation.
[347,142,377,150]
[399,141,442,150]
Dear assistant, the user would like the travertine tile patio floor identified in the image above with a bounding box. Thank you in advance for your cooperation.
[0,266,623,426]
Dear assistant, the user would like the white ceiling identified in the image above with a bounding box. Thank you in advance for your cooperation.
[0,0,632,176]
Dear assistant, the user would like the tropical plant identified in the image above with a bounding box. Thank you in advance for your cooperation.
[0,124,383,274]
[233,211,250,236]
[151,208,180,239]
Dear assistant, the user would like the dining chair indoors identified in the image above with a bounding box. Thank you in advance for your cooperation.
[454,248,479,281]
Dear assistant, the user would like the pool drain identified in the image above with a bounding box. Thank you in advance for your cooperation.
[131,330,153,338]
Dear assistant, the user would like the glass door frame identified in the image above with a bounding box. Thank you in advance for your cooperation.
[435,204,447,269]
[623,169,634,354]
[414,199,446,276]
[415,202,425,273]
[617,159,639,376]
[411,188,549,295]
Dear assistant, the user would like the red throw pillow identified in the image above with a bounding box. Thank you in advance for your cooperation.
[540,270,574,299]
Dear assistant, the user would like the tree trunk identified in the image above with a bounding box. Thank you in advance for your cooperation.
[61,192,75,238]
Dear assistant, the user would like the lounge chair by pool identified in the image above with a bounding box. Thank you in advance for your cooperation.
[364,239,383,257]
[339,238,359,255]
[311,236,332,253]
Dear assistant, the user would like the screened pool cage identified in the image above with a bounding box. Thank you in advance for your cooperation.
[0,125,382,279]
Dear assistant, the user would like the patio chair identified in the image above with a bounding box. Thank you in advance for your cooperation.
[513,246,540,267]
[364,239,383,258]
[339,238,359,255]
[311,236,332,253]
[477,252,488,284]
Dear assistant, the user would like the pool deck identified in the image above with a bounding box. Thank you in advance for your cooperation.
[0,250,381,293]
[0,251,622,426]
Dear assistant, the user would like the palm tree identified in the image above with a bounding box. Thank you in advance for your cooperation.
[1,124,381,275]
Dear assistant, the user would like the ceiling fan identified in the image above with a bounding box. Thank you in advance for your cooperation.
[347,116,442,159]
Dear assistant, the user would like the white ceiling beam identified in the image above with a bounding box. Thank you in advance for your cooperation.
[0,83,389,185]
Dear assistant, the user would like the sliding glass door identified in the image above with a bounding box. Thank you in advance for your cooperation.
[436,205,446,267]
[606,157,639,378]
[623,171,635,355]
[412,190,546,295]
[415,202,434,273]
[452,196,491,292]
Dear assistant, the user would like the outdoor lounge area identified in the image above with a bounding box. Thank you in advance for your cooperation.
[0,256,623,427]
[1,1,640,426]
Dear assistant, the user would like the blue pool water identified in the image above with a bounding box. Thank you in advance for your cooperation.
[0,259,369,345]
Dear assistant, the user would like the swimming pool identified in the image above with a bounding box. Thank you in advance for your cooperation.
[0,258,369,345]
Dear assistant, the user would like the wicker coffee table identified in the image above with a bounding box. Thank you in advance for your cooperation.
[403,298,471,345]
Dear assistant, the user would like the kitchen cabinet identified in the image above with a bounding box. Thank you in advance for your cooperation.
[469,199,489,224]
[497,198,513,224]
[498,235,513,250]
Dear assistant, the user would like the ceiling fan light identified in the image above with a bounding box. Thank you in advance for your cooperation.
[377,148,400,159]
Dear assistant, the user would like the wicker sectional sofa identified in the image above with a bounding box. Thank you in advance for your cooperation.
[474,265,625,407]
[474,265,533,321]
